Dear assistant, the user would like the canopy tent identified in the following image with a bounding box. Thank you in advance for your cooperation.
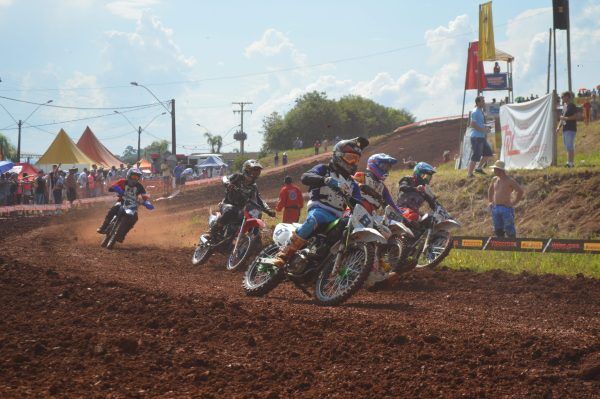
[0,160,14,174]
[8,162,39,178]
[37,129,95,172]
[136,158,153,174]
[196,155,225,168]
[77,126,122,168]
[490,47,514,62]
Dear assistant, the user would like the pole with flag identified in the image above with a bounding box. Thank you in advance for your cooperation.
[479,1,496,63]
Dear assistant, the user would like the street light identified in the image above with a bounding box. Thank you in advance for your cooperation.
[0,99,52,161]
[131,81,176,156]
[114,110,166,163]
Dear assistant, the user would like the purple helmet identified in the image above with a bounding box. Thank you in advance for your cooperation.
[367,153,397,181]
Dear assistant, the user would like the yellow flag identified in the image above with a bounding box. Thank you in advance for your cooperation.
[479,1,496,61]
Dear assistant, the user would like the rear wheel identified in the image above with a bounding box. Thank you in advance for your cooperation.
[192,234,212,265]
[244,244,284,297]
[314,243,374,306]
[415,231,451,269]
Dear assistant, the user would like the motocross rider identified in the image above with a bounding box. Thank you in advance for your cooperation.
[396,161,437,224]
[96,168,154,240]
[272,137,368,267]
[353,153,403,215]
[209,159,275,242]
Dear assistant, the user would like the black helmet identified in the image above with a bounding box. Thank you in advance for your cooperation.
[242,159,263,183]
[332,137,369,175]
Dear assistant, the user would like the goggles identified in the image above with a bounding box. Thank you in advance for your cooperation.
[341,152,360,165]
[248,167,262,178]
[379,163,393,172]
[129,174,141,181]
[422,173,433,183]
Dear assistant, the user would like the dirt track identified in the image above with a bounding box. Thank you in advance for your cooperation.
[1,120,599,397]
[1,211,599,398]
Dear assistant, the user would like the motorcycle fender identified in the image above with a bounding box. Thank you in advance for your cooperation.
[272,223,296,246]
[200,235,209,244]
[377,224,392,240]
[389,220,415,238]
[350,227,387,244]
[435,220,461,232]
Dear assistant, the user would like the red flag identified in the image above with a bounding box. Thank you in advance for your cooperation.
[465,41,487,90]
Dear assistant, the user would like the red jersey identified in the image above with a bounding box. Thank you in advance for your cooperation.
[275,183,304,223]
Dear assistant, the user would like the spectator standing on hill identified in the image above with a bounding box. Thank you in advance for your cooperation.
[314,140,321,155]
[282,152,288,166]
[87,170,96,197]
[275,176,304,223]
[558,91,578,168]
[322,138,328,152]
[65,168,77,205]
[274,152,279,167]
[173,161,184,189]
[488,161,524,238]
[591,96,599,121]
[118,163,127,178]
[467,96,493,177]
[583,99,591,126]
[21,173,33,204]
[34,170,46,205]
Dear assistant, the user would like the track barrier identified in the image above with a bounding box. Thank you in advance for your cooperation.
[453,236,600,254]
[0,195,114,216]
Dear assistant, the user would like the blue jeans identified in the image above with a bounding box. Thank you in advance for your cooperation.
[562,130,576,152]
[492,205,515,237]
[296,207,338,239]
[35,193,45,205]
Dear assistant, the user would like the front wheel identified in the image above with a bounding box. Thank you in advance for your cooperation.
[415,231,451,269]
[243,244,284,297]
[314,243,374,306]
[191,234,212,265]
[226,234,257,271]
[105,219,120,249]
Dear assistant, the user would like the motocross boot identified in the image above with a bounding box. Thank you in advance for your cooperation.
[208,222,223,244]
[272,232,307,268]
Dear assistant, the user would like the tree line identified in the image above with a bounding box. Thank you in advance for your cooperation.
[260,91,414,151]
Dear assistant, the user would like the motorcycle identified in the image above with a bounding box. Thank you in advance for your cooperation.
[192,180,268,270]
[243,193,387,306]
[387,186,460,271]
[101,199,154,249]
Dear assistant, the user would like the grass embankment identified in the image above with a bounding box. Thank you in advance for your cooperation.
[399,119,600,278]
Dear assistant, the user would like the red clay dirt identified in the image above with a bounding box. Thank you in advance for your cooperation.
[1,120,599,397]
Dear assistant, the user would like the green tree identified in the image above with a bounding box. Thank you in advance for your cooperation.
[121,145,138,164]
[0,133,17,161]
[214,135,223,153]
[143,140,169,155]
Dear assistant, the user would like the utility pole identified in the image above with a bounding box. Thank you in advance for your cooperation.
[16,120,22,162]
[565,1,572,92]
[171,99,176,156]
[232,102,252,155]
[137,126,142,163]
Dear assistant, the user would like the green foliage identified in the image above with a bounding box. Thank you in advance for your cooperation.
[260,91,414,152]
[143,140,169,156]
[204,133,223,153]
[0,133,17,161]
[121,145,137,164]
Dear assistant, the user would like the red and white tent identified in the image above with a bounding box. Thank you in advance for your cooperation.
[77,126,122,168]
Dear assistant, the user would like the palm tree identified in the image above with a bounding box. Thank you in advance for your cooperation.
[214,135,223,153]
[204,132,216,153]
[0,133,17,161]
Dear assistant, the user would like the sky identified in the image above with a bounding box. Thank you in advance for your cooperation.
[0,0,599,157]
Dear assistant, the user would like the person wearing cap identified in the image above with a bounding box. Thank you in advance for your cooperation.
[487,160,524,238]
[275,176,304,223]
[65,168,78,205]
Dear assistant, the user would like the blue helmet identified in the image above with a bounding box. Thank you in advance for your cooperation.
[367,153,397,181]
[413,162,436,185]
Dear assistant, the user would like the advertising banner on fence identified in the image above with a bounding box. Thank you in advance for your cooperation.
[499,93,554,169]
[452,236,600,254]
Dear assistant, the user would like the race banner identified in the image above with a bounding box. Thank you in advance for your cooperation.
[452,236,600,254]
[499,93,554,169]
[484,73,508,90]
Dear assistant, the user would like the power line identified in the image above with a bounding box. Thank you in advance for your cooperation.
[0,95,169,111]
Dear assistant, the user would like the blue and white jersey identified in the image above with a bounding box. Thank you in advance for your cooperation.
[302,164,362,217]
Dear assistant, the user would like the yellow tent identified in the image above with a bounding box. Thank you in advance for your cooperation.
[37,129,95,172]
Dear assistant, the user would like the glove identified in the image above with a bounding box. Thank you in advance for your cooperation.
[324,177,340,189]
[143,200,154,210]
[111,185,125,195]
[266,209,276,217]
[416,185,425,192]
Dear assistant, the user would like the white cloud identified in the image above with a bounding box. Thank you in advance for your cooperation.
[0,0,13,6]
[424,14,472,64]
[106,0,160,20]
[245,28,307,66]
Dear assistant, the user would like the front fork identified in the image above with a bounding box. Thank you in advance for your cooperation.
[419,228,433,258]
[231,216,247,257]
[332,226,351,274]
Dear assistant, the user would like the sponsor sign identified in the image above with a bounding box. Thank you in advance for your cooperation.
[520,241,544,250]
[484,73,508,90]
